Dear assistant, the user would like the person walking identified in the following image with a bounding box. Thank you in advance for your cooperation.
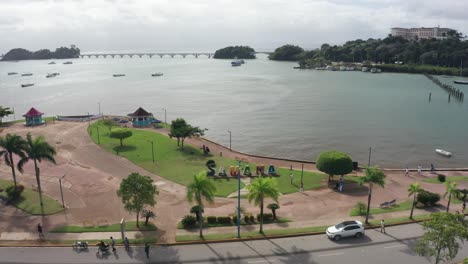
[405,167,409,177]
[289,173,293,184]
[110,236,116,252]
[37,223,44,238]
[124,237,130,251]
[463,201,466,213]
[144,243,150,259]
[380,219,386,234]
[417,165,422,175]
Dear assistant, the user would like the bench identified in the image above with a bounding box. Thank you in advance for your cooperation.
[379,199,396,208]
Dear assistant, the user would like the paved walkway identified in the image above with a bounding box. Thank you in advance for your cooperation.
[0,230,157,241]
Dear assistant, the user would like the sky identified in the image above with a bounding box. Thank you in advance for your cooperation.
[1,0,467,54]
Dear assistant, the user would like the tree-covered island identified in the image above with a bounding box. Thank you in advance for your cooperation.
[213,46,256,59]
[1,45,80,61]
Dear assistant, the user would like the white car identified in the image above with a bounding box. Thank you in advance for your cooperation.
[326,220,365,241]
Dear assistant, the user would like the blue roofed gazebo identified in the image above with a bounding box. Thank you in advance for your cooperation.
[23,107,45,126]
[128,107,154,127]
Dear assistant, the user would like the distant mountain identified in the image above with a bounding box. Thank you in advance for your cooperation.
[1,46,80,61]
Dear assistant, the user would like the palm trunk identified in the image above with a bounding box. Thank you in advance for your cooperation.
[199,209,203,237]
[272,209,276,220]
[410,194,416,219]
[33,159,44,213]
[9,153,17,188]
[136,210,140,227]
[260,201,264,234]
[120,139,123,147]
[181,139,185,149]
[446,193,451,212]
[145,216,149,226]
[365,183,372,224]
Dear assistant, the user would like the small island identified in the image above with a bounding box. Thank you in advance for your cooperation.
[1,45,80,61]
[213,46,256,59]
[268,44,308,61]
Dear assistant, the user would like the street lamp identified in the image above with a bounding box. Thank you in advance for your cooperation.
[98,102,101,115]
[162,108,167,125]
[59,174,66,208]
[147,140,155,163]
[96,126,100,144]
[301,163,304,188]
[228,130,232,151]
[86,112,90,127]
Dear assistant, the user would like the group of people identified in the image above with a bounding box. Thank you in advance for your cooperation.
[202,145,211,155]
[404,164,436,176]
[97,237,151,258]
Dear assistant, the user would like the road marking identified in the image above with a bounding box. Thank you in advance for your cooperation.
[384,245,405,249]
[318,252,344,257]
[247,260,276,263]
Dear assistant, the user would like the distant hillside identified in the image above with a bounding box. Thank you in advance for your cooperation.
[1,46,80,61]
[213,46,256,59]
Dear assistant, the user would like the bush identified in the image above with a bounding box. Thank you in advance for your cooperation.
[207,216,217,224]
[257,213,274,222]
[232,215,238,224]
[417,189,440,206]
[437,174,446,183]
[190,205,204,221]
[244,215,251,223]
[217,216,232,224]
[5,185,24,201]
[354,202,367,216]
[250,215,255,223]
[181,215,196,228]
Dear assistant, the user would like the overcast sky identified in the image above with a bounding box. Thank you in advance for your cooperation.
[1,0,467,54]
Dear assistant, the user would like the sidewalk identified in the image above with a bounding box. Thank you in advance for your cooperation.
[0,231,157,241]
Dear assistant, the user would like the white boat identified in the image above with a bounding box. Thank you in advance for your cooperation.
[63,61,73,64]
[370,68,377,73]
[326,65,335,71]
[435,149,452,157]
[362,67,368,72]
[239,59,245,64]
[48,61,56,65]
[151,73,163,77]
[454,80,468,85]
[231,61,241,66]
[21,83,34,88]
[21,73,33,76]
[7,72,18,75]
[377,69,382,73]
[113,74,125,77]
[315,67,326,70]
[339,66,346,71]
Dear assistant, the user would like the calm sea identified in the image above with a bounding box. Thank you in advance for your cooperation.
[1,54,468,168]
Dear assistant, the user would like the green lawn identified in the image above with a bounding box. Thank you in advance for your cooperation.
[423,176,468,184]
[368,213,431,226]
[50,221,157,233]
[0,179,64,215]
[177,217,290,229]
[88,121,327,197]
[350,200,413,216]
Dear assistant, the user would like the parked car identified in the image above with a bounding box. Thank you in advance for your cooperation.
[326,220,364,241]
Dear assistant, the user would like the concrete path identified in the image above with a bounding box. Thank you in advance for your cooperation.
[0,231,156,241]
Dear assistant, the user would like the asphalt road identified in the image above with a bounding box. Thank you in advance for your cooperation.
[1,223,467,264]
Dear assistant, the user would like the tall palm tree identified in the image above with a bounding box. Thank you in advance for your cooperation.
[247,177,280,234]
[0,134,27,187]
[18,133,56,213]
[444,181,458,212]
[408,182,421,219]
[359,166,386,224]
[186,171,217,238]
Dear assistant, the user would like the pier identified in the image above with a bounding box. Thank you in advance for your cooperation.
[424,74,464,102]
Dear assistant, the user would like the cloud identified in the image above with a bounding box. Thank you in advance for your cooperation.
[0,0,467,53]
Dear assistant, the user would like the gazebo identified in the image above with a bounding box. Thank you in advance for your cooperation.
[23,107,45,126]
[128,107,154,127]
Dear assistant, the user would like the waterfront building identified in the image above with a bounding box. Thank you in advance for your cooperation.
[390,27,454,40]
[23,107,45,126]
[128,107,154,127]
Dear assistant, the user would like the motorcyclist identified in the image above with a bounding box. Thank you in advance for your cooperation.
[98,240,109,252]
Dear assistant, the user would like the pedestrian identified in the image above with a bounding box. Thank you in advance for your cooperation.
[430,163,435,172]
[144,243,150,259]
[110,236,116,252]
[299,182,304,192]
[417,165,422,175]
[124,237,130,251]
[37,223,43,238]
[463,201,466,213]
[339,181,344,192]
[289,173,293,184]
[405,167,409,177]
[380,219,386,234]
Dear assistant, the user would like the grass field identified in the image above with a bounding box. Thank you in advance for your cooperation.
[88,121,327,197]
[423,176,468,184]
[0,178,64,215]
[51,221,157,233]
[350,200,413,216]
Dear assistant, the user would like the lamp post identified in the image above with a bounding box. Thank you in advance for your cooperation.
[59,174,66,208]
[237,160,241,238]
[96,126,100,144]
[98,102,101,115]
[228,130,232,151]
[368,147,372,167]
[86,112,90,127]
[301,163,304,186]
[147,140,155,163]
[162,108,167,125]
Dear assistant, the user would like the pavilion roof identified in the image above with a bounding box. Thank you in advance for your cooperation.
[23,107,44,117]
[128,107,152,117]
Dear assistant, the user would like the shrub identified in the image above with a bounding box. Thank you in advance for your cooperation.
[5,185,23,201]
[190,205,204,221]
[354,202,367,216]
[417,189,441,206]
[250,215,255,223]
[181,215,196,228]
[437,174,446,183]
[257,213,274,222]
[244,215,250,223]
[207,216,217,224]
[217,216,232,224]
[232,215,238,224]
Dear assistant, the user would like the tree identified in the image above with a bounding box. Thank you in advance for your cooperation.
[17,133,56,213]
[316,151,353,182]
[0,134,27,187]
[169,118,206,149]
[416,212,468,264]
[247,177,280,233]
[101,119,116,133]
[444,182,458,212]
[186,171,217,237]
[408,182,421,219]
[0,106,14,125]
[142,209,156,226]
[267,203,280,220]
[269,45,305,61]
[117,173,158,227]
[190,205,204,222]
[358,166,385,224]
[110,129,133,147]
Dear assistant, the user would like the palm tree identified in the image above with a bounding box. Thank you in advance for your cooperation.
[408,182,421,219]
[0,134,27,187]
[444,181,458,212]
[18,133,56,213]
[186,171,217,238]
[247,177,280,233]
[359,166,386,224]
[142,209,156,226]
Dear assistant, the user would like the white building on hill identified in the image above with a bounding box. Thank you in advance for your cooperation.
[390,27,454,40]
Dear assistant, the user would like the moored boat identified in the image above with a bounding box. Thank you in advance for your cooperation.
[435,149,452,157]
[362,67,368,72]
[7,72,18,75]
[113,74,125,77]
[21,83,34,88]
[231,61,241,66]
[21,73,33,76]
[63,61,73,64]
[151,73,163,77]
[48,61,56,65]
[453,80,468,85]
[370,68,377,73]
[46,73,56,78]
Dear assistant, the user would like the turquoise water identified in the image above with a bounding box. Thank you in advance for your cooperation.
[1,55,468,168]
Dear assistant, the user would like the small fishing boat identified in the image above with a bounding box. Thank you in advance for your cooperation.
[113,74,125,77]
[7,72,18,75]
[53,72,60,75]
[21,83,34,88]
[231,61,241,66]
[453,80,468,85]
[239,59,245,64]
[362,67,368,72]
[370,68,377,73]
[435,149,452,157]
[46,73,56,78]
[151,73,163,77]
[63,61,73,64]
[21,73,33,76]
[48,61,56,65]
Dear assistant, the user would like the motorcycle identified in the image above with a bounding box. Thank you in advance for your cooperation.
[72,241,89,250]
[96,244,110,257]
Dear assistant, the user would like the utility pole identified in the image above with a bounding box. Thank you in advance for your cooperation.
[162,108,167,125]
[59,174,66,208]
[148,140,155,163]
[301,163,304,186]
[237,160,241,238]
[228,130,232,151]
[96,126,100,144]
[98,102,101,114]
[368,147,372,167]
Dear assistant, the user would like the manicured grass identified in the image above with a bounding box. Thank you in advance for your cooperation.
[368,213,431,226]
[422,176,468,184]
[344,175,362,183]
[50,221,157,233]
[0,179,64,215]
[177,217,290,229]
[350,200,413,216]
[88,121,327,196]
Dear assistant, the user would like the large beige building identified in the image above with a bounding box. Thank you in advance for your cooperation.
[390,27,454,40]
